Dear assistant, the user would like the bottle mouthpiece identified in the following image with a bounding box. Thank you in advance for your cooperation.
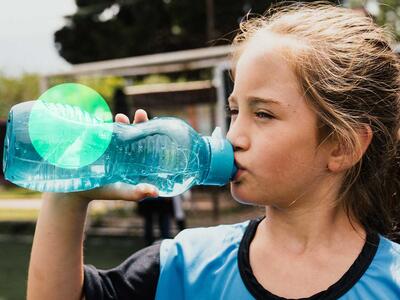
[202,127,237,185]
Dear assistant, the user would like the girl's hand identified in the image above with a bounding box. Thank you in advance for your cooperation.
[51,109,159,204]
[28,110,157,300]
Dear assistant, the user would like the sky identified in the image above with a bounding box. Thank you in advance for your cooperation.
[0,0,77,76]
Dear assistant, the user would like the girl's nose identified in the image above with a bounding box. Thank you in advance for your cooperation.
[226,120,250,151]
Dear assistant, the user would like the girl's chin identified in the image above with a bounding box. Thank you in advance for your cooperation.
[230,184,258,205]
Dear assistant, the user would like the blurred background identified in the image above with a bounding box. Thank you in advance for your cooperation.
[0,0,398,299]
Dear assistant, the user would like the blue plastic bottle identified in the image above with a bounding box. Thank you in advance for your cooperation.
[3,101,237,196]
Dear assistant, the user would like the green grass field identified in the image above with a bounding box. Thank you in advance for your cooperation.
[0,235,145,300]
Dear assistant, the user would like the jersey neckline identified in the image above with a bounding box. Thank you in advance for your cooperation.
[238,217,379,300]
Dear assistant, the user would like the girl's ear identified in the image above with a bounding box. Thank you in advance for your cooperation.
[327,125,373,173]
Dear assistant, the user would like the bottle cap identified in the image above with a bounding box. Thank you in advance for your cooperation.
[202,127,237,185]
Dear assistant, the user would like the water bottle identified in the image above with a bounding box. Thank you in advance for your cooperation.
[3,100,237,196]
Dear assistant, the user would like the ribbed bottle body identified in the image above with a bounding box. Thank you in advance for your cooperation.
[3,102,210,196]
[110,120,210,196]
[3,101,113,193]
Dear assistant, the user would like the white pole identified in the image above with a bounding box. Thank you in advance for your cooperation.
[212,61,230,135]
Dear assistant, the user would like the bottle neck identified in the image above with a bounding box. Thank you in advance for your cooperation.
[200,136,236,186]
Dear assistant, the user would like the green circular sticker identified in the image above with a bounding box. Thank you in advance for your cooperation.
[28,83,113,169]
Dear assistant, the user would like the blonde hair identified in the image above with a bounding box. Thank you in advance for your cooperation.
[232,2,400,240]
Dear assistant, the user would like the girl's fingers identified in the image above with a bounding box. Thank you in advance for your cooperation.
[101,110,153,202]
[115,110,149,124]
[80,183,159,202]
[115,183,159,201]
[115,113,130,124]
[133,109,148,124]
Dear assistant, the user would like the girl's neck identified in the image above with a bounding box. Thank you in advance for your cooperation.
[259,201,366,254]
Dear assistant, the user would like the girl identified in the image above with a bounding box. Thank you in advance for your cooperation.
[27,3,400,299]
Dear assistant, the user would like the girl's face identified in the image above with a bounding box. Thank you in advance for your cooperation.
[227,36,334,208]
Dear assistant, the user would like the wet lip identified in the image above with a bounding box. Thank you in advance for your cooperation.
[233,161,246,180]
[233,169,246,181]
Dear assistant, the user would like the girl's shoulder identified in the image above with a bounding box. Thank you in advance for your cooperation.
[177,220,251,240]
[160,219,252,260]
[155,219,258,300]
[158,218,265,271]
[358,235,400,297]
[376,235,400,262]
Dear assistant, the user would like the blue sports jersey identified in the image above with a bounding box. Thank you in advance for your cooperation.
[156,219,400,300]
[84,218,400,299]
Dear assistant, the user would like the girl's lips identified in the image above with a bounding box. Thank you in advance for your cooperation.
[233,159,247,181]
[233,167,246,181]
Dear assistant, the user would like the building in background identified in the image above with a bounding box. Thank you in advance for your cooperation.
[40,46,233,136]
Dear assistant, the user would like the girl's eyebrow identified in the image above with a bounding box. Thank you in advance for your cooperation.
[228,95,281,106]
[249,97,281,107]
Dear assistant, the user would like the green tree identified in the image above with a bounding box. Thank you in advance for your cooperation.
[375,0,400,40]
[0,72,126,120]
[0,73,40,120]
[47,75,126,114]
[55,0,174,63]
[347,0,400,41]
[54,0,276,64]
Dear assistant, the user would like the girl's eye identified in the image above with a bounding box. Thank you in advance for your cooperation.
[225,105,274,119]
[255,111,274,119]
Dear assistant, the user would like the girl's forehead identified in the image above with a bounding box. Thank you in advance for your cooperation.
[235,46,300,93]
[248,30,306,56]
[234,32,301,77]
[232,37,306,110]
